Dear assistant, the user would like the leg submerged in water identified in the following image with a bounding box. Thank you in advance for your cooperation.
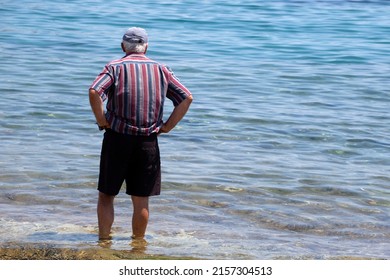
[97,192,115,240]
[131,195,149,239]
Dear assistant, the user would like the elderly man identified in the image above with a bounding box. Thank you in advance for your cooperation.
[89,27,193,241]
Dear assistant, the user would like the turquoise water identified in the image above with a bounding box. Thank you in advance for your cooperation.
[0,0,389,259]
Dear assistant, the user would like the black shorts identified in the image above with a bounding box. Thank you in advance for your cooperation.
[98,129,161,197]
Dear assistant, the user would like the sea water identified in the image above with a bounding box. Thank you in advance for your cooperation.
[0,0,389,259]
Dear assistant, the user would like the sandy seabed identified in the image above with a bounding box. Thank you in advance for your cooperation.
[0,242,190,260]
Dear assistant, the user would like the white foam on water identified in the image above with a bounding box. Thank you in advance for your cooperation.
[0,218,97,246]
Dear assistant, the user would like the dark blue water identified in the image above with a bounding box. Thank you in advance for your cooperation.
[0,0,389,259]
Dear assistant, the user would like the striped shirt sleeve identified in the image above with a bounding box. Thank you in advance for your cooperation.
[165,67,192,106]
[90,64,114,101]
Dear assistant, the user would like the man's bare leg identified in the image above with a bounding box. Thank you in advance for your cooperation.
[131,196,149,239]
[97,192,115,240]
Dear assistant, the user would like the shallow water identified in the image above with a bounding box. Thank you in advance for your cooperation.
[0,0,389,259]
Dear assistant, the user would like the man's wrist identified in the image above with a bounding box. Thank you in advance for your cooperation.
[96,122,110,131]
[160,123,171,133]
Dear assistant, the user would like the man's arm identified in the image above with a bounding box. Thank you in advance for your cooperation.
[89,88,110,129]
[160,95,193,134]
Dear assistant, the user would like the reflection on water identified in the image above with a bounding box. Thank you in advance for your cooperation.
[98,237,148,256]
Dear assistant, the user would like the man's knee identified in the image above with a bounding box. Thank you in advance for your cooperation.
[99,192,115,205]
[131,196,149,211]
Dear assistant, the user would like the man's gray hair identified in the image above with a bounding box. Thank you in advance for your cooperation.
[122,40,147,53]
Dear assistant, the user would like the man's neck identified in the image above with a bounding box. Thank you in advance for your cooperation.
[125,52,146,56]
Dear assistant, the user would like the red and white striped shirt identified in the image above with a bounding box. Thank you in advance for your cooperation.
[90,54,192,135]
